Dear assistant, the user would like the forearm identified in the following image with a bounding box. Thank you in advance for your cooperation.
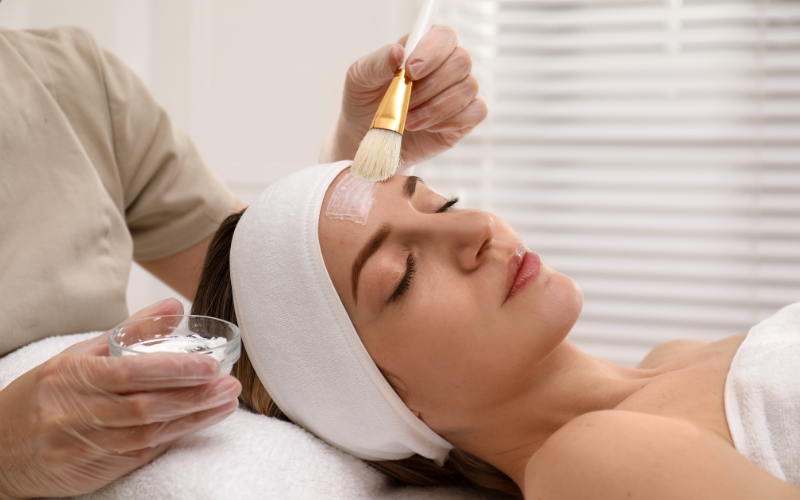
[137,200,246,299]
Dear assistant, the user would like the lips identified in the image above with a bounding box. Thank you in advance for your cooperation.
[505,244,541,302]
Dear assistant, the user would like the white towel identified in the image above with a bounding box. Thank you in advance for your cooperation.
[725,302,800,486]
[0,334,497,500]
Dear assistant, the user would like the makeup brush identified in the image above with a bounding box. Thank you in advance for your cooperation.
[350,0,441,182]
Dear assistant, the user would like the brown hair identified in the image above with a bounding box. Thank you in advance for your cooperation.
[191,210,522,498]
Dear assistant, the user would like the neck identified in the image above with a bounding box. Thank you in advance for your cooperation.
[448,341,658,491]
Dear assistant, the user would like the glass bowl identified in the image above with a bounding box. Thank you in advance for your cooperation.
[109,315,241,375]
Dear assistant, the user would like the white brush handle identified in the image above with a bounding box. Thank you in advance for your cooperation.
[400,0,441,69]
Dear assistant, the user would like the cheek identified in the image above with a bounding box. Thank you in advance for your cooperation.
[367,272,501,406]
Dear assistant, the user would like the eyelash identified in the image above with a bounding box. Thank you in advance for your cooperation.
[389,197,458,302]
[390,254,416,302]
[435,197,459,214]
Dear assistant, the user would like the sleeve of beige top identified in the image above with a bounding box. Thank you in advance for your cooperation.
[96,43,237,262]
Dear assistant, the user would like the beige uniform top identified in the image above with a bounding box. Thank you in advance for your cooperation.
[0,27,237,356]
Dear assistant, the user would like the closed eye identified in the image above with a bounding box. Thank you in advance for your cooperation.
[435,197,459,214]
[390,254,416,301]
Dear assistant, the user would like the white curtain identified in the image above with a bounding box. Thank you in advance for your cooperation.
[416,0,800,366]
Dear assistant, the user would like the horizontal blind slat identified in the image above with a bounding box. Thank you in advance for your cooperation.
[490,3,800,27]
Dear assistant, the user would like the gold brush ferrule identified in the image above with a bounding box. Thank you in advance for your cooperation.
[369,68,413,135]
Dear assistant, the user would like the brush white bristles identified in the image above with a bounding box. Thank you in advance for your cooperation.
[350,0,440,183]
[351,128,402,182]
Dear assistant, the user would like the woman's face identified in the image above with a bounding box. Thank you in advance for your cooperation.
[319,168,583,438]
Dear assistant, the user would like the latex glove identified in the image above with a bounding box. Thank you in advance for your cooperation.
[324,25,488,167]
[0,299,241,499]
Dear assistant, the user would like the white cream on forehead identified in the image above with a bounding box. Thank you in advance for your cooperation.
[326,171,379,226]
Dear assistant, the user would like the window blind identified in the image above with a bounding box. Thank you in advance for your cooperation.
[415,0,800,366]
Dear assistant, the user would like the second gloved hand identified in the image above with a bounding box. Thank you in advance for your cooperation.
[0,299,241,499]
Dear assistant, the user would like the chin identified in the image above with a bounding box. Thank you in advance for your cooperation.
[558,266,582,302]
[552,271,583,327]
[533,271,583,353]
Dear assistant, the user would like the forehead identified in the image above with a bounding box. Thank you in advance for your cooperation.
[320,168,412,232]
[325,171,380,226]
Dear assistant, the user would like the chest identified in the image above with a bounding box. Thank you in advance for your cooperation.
[616,335,746,444]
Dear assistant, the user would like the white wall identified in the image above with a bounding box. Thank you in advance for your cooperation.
[0,0,418,313]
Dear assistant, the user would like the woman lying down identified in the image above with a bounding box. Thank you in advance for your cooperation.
[191,160,800,499]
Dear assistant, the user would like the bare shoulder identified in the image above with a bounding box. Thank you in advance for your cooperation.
[638,338,709,368]
[524,410,800,500]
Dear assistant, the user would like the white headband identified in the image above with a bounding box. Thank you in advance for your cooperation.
[229,161,452,463]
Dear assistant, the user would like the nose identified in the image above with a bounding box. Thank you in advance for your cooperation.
[441,210,495,271]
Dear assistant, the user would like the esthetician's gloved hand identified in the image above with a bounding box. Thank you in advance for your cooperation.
[0,299,241,499]
[324,25,488,167]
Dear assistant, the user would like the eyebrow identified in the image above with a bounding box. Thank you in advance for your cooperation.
[351,223,393,303]
[405,176,421,200]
